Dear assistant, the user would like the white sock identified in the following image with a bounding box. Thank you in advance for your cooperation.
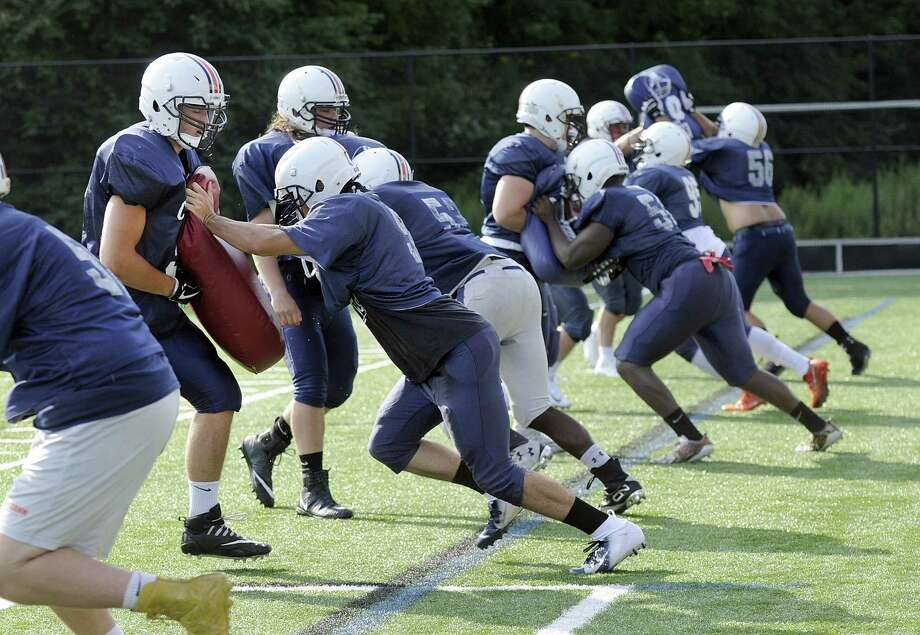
[579,444,611,470]
[747,327,810,376]
[690,348,720,378]
[598,346,615,363]
[106,626,125,635]
[548,361,560,378]
[122,570,157,610]
[188,480,220,517]
[591,513,626,540]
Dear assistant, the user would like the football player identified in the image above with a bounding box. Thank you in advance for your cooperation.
[233,65,385,519]
[82,53,270,559]
[354,148,645,548]
[480,78,586,408]
[626,122,830,410]
[691,103,871,379]
[0,156,231,635]
[183,137,647,575]
[534,139,843,462]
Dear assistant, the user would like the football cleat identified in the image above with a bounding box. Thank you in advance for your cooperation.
[658,434,715,464]
[134,573,232,635]
[600,476,645,514]
[722,391,765,412]
[511,438,548,472]
[583,328,599,366]
[547,374,572,409]
[796,421,843,452]
[181,505,272,560]
[847,340,871,376]
[297,469,354,519]
[475,498,523,549]
[570,520,646,575]
[802,359,830,408]
[239,421,291,508]
[593,356,620,378]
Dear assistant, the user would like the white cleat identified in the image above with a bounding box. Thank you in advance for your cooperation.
[548,373,572,409]
[583,328,599,366]
[511,438,548,471]
[570,520,646,575]
[593,356,620,378]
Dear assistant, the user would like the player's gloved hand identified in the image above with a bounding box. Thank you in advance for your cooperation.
[640,97,665,121]
[680,90,696,113]
[168,267,201,304]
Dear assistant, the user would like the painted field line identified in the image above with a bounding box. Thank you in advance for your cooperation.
[0,459,25,471]
[311,298,892,635]
[0,439,33,445]
[537,585,632,635]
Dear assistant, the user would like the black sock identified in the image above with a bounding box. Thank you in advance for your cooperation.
[451,462,484,494]
[562,497,610,536]
[764,361,783,376]
[590,457,628,487]
[300,451,323,477]
[790,402,827,434]
[272,416,293,441]
[826,321,856,350]
[509,428,529,450]
[664,408,704,441]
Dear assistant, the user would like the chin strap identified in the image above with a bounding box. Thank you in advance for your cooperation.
[699,250,734,273]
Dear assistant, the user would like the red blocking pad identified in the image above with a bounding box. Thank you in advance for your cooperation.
[178,167,285,373]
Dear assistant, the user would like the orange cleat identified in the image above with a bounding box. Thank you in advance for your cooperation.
[722,390,765,412]
[803,358,830,408]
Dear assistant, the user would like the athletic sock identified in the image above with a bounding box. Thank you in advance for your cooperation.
[106,626,125,635]
[690,348,720,378]
[748,327,810,376]
[589,457,629,487]
[188,480,220,517]
[790,402,828,434]
[451,462,484,494]
[579,444,610,470]
[300,452,323,479]
[826,321,858,351]
[272,415,293,442]
[664,408,704,441]
[598,346,615,363]
[122,570,157,610]
[563,497,624,537]
[509,428,529,450]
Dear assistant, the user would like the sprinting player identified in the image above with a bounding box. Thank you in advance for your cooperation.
[184,137,646,575]
[354,148,644,548]
[626,121,829,410]
[480,78,586,408]
[82,52,271,559]
[691,103,871,377]
[233,65,385,519]
[0,161,232,635]
[534,139,842,462]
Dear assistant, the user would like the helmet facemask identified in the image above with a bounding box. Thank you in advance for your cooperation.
[562,107,587,152]
[274,184,316,226]
[289,101,351,136]
[165,97,229,153]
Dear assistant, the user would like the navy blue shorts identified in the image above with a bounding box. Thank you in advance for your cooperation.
[550,285,592,342]
[616,259,758,386]
[732,221,811,317]
[158,318,242,413]
[594,270,643,316]
[368,327,525,506]
[280,264,358,409]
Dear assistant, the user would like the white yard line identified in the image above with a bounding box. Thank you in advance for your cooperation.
[536,585,633,635]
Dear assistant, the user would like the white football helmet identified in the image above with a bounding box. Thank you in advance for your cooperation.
[718,102,767,146]
[564,139,630,204]
[0,152,9,198]
[352,148,413,189]
[516,79,585,152]
[274,137,360,221]
[277,66,351,136]
[635,121,692,168]
[139,53,228,152]
[587,100,634,142]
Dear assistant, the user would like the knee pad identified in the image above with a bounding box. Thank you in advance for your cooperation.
[473,461,525,507]
[323,383,353,410]
[291,374,328,409]
[783,293,811,319]
[366,428,416,474]
[191,371,242,413]
[563,310,593,342]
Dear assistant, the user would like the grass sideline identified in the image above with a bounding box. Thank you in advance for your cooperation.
[0,273,918,634]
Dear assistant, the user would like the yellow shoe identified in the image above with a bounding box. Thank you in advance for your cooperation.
[135,573,232,635]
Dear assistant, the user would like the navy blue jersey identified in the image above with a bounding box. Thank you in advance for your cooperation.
[691,138,775,203]
[1,203,178,430]
[82,122,202,337]
[575,186,699,294]
[372,181,501,295]
[624,65,704,140]
[480,133,563,252]
[625,164,704,231]
[282,192,489,382]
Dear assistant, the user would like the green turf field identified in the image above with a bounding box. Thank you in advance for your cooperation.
[1,273,918,634]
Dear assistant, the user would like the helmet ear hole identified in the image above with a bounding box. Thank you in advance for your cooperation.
[587,171,593,181]
[152,100,160,113]
[545,114,552,122]
[315,179,324,193]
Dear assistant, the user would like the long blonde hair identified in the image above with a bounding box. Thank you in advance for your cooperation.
[266,113,311,140]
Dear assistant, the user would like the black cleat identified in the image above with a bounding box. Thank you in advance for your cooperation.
[599,476,646,514]
[847,340,871,375]
[475,498,522,549]
[181,504,272,560]
[297,469,353,519]
[239,419,291,508]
